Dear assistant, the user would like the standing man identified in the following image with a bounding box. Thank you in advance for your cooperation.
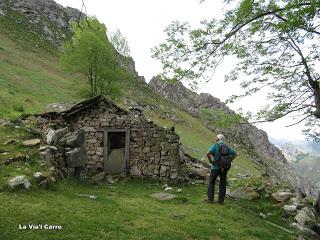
[207,134,237,205]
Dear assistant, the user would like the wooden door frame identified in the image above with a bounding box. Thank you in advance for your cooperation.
[103,128,130,173]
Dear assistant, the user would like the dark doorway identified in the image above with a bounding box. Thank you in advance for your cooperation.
[104,129,129,174]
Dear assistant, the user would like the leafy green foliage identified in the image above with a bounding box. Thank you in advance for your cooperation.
[109,29,131,57]
[153,0,320,139]
[60,17,123,98]
[199,108,242,128]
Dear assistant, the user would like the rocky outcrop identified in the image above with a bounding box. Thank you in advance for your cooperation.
[0,0,81,46]
[149,76,317,196]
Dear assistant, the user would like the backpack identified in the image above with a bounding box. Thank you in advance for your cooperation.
[216,143,232,171]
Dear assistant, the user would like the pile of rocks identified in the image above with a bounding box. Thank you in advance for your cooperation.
[39,127,88,178]
[179,146,210,183]
[270,189,320,237]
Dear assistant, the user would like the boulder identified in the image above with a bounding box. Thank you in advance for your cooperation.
[106,175,119,184]
[91,172,105,183]
[227,187,260,200]
[150,192,176,201]
[283,205,297,213]
[8,176,31,190]
[46,127,68,144]
[65,146,88,168]
[272,191,293,202]
[58,130,85,148]
[39,149,54,162]
[33,172,46,182]
[294,206,316,226]
[22,139,40,146]
[291,222,318,236]
[38,145,58,151]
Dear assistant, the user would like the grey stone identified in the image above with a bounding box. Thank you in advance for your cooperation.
[58,130,85,148]
[272,191,293,202]
[8,176,31,190]
[106,175,119,184]
[33,172,46,182]
[150,192,176,201]
[66,146,88,168]
[46,127,68,144]
[283,205,297,213]
[294,206,316,225]
[91,172,105,183]
[227,187,260,200]
[39,149,54,162]
[22,139,41,146]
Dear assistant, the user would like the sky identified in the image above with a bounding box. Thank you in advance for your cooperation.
[55,0,306,141]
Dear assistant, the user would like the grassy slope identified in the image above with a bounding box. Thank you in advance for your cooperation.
[0,11,305,240]
[0,179,296,240]
[0,12,84,118]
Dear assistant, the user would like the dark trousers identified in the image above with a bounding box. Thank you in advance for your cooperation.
[208,169,227,204]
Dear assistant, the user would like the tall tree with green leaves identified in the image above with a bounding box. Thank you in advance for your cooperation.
[61,17,121,97]
[152,0,320,139]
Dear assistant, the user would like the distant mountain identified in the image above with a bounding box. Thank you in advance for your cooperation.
[272,138,320,187]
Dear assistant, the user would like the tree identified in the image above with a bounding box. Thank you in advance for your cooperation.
[109,29,131,57]
[61,17,121,97]
[152,0,320,139]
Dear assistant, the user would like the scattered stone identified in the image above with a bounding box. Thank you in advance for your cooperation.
[106,175,119,184]
[58,130,85,148]
[39,149,54,162]
[0,119,10,126]
[283,205,297,213]
[46,127,68,144]
[22,139,41,147]
[291,222,318,236]
[294,206,316,226]
[4,139,18,145]
[227,187,260,200]
[91,172,105,183]
[164,187,173,192]
[76,194,97,200]
[259,212,267,219]
[272,191,293,202]
[176,189,183,193]
[8,176,31,190]
[38,145,58,151]
[172,212,186,219]
[65,146,87,167]
[39,179,50,189]
[150,192,176,201]
[33,172,46,182]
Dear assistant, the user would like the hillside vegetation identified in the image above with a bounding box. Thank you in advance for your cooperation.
[0,6,315,240]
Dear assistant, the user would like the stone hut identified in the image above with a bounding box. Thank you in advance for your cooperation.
[40,95,181,180]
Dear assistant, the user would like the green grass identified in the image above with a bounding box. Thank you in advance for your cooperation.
[0,179,298,240]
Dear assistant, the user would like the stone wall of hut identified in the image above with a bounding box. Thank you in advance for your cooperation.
[65,101,181,180]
